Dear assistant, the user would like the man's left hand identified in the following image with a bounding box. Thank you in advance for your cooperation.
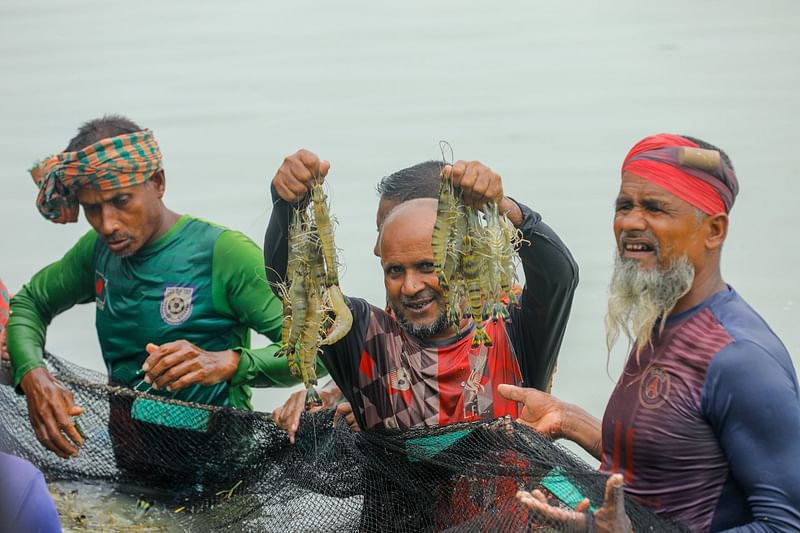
[516,473,632,533]
[443,160,522,226]
[443,160,504,209]
[141,340,240,392]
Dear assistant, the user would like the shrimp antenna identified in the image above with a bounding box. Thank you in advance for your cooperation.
[438,140,454,166]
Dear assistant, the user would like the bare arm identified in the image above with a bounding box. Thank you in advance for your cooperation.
[497,383,602,460]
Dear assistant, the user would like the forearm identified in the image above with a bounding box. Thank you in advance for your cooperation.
[560,403,603,460]
[231,344,328,388]
[264,184,295,290]
[8,232,95,386]
[7,288,51,386]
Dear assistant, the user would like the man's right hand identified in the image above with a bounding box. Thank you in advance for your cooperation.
[20,367,84,458]
[272,149,331,203]
[497,383,566,439]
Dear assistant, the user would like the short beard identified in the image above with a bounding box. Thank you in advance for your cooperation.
[391,299,449,339]
[605,254,694,359]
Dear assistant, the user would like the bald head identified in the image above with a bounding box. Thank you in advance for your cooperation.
[378,198,437,258]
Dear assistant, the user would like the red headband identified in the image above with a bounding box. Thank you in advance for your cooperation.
[621,134,738,215]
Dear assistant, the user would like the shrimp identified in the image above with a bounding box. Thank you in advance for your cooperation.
[462,208,492,347]
[277,268,308,360]
[432,170,456,290]
[321,285,352,345]
[311,182,340,287]
[299,285,324,387]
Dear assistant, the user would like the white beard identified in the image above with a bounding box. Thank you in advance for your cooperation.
[605,254,695,358]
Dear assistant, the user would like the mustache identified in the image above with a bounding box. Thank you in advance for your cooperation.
[619,230,660,255]
[104,232,132,243]
[400,289,440,306]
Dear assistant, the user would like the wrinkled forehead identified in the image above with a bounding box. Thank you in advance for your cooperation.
[76,181,148,203]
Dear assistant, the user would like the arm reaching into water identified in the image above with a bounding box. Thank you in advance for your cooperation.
[7,232,95,457]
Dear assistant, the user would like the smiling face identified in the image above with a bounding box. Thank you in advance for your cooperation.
[77,172,167,257]
[379,199,453,341]
[613,172,708,273]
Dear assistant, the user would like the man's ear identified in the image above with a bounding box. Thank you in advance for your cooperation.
[149,169,166,198]
[705,213,728,251]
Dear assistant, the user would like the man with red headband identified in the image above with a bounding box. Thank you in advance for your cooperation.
[504,134,800,531]
[6,115,324,461]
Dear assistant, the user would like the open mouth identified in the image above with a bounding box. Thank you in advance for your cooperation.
[624,242,655,253]
[404,298,434,313]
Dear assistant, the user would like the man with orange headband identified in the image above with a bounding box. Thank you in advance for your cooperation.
[6,115,323,460]
[504,134,800,531]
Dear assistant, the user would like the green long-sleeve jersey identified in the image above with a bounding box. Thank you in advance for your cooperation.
[8,215,323,409]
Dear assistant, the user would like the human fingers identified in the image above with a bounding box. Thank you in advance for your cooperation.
[333,402,351,426]
[497,383,530,403]
[600,473,631,530]
[295,148,330,181]
[346,412,359,431]
[516,489,585,523]
[29,411,76,459]
[273,150,329,202]
[30,390,83,458]
[450,160,480,205]
[274,391,306,444]
[144,341,196,384]
[156,361,205,392]
[141,341,174,374]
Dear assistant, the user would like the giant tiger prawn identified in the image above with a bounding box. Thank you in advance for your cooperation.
[433,158,526,347]
[276,179,352,408]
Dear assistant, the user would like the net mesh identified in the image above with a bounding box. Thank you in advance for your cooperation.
[0,353,687,532]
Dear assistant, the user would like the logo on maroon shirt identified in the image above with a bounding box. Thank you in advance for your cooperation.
[639,365,670,409]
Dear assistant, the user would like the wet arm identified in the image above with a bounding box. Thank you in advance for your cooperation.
[7,231,96,387]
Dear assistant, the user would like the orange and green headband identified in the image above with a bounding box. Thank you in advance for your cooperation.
[29,129,162,223]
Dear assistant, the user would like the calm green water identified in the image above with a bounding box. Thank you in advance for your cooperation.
[2,0,799,526]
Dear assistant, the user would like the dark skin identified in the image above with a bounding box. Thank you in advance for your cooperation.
[501,171,729,526]
[270,149,523,439]
[19,171,238,457]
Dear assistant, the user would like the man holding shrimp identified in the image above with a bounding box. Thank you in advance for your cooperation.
[265,149,578,433]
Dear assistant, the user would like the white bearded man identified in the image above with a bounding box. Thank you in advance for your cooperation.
[500,133,800,532]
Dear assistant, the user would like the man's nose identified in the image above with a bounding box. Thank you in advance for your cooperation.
[401,273,424,296]
[99,206,120,235]
[618,208,647,232]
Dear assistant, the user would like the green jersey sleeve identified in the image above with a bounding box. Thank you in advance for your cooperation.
[7,230,97,386]
[211,230,327,388]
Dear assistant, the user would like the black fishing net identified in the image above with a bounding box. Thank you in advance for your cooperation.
[0,353,687,532]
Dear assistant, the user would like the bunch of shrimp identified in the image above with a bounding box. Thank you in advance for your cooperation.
[431,169,524,348]
[277,181,352,407]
